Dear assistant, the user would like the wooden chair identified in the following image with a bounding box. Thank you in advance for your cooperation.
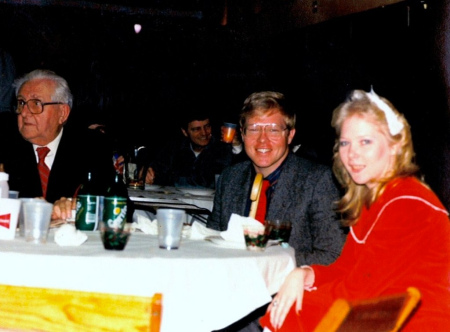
[0,284,162,332]
[249,173,263,219]
[314,287,421,332]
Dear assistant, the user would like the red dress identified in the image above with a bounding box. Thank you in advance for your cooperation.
[260,176,450,331]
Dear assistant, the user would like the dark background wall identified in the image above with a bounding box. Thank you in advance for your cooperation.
[0,0,448,208]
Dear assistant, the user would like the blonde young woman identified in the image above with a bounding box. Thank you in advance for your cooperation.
[261,89,450,331]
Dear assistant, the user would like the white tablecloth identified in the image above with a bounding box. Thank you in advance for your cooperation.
[0,230,296,332]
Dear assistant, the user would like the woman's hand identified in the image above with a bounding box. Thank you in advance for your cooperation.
[268,267,315,330]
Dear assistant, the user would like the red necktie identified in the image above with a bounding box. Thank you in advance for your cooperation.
[255,179,270,224]
[37,147,50,198]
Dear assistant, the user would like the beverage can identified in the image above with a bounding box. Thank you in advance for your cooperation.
[103,197,127,229]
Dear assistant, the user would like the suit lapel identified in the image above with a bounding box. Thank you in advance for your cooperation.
[266,154,306,220]
[229,163,254,217]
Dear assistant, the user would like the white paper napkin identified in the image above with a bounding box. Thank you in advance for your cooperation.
[220,213,262,245]
[133,212,158,235]
[54,224,88,246]
[190,221,220,240]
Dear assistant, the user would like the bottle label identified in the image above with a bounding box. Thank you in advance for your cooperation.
[75,195,100,231]
[103,197,127,229]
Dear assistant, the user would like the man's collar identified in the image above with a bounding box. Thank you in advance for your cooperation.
[32,128,63,152]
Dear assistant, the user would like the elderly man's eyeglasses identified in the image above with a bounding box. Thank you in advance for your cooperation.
[244,123,288,138]
[15,99,65,115]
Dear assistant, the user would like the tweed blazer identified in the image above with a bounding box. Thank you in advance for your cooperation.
[207,152,347,266]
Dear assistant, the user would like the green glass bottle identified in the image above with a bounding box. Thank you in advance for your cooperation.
[75,172,102,231]
[103,172,129,230]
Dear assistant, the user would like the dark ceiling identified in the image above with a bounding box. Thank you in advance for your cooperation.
[0,1,439,139]
[0,0,409,32]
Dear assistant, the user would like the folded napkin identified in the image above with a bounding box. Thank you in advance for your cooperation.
[54,224,88,246]
[190,221,220,240]
[220,213,263,245]
[133,210,158,235]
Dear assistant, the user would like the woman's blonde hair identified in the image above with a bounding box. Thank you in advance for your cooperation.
[331,89,419,226]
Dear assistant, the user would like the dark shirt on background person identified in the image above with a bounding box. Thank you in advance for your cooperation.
[145,111,243,189]
[2,69,116,204]
[0,48,16,113]
[0,49,18,161]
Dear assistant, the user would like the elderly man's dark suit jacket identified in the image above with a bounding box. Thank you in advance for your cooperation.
[2,122,116,204]
[207,152,347,266]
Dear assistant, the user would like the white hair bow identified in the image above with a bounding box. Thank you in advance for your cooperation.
[367,88,404,135]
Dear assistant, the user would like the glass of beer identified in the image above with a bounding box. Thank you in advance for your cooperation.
[265,219,292,243]
[222,122,237,143]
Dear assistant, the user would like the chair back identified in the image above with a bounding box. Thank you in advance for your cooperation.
[0,284,162,332]
[314,287,421,332]
[249,173,263,219]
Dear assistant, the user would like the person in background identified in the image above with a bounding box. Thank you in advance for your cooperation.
[87,121,125,174]
[0,48,16,113]
[207,91,346,332]
[260,89,450,332]
[2,69,115,207]
[0,49,18,162]
[144,109,243,188]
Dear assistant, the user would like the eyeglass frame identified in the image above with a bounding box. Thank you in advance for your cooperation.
[15,98,66,115]
[243,123,289,138]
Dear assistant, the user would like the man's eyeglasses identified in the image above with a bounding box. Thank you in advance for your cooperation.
[15,99,65,115]
[243,123,288,139]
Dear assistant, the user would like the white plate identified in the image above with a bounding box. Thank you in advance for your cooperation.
[177,188,215,196]
[205,236,246,249]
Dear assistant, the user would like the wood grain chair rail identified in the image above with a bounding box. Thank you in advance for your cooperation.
[0,284,162,332]
[314,287,421,332]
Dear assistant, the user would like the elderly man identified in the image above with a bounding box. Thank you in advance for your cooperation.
[3,69,115,204]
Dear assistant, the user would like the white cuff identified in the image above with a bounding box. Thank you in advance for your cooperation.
[232,144,243,154]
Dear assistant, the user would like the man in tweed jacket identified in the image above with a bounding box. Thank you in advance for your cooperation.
[207,91,346,266]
